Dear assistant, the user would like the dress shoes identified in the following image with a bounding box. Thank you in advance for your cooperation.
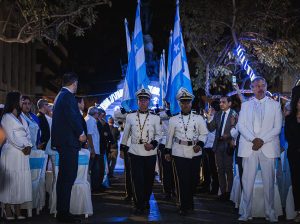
[178,209,187,216]
[56,212,81,223]
[144,202,150,210]
[218,193,227,201]
[134,208,144,215]
[238,215,252,222]
[198,187,210,194]
[295,213,300,223]
[123,196,133,202]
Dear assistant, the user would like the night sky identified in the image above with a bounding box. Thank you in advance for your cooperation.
[65,0,174,101]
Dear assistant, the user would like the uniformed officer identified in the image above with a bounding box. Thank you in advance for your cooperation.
[158,102,175,200]
[165,87,208,215]
[120,88,161,214]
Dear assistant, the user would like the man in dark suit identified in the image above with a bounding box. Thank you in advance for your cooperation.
[96,108,113,190]
[37,99,50,150]
[52,72,86,223]
[207,96,237,201]
[75,96,88,149]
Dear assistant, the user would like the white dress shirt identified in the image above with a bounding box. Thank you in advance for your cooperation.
[85,114,100,155]
[220,108,230,136]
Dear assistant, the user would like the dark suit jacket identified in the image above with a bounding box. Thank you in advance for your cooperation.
[97,119,113,155]
[81,114,88,148]
[51,88,84,150]
[207,109,235,151]
[37,111,50,150]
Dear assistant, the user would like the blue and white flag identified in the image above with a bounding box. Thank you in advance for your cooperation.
[159,50,166,108]
[122,0,149,111]
[124,18,131,61]
[165,0,193,115]
[166,30,173,99]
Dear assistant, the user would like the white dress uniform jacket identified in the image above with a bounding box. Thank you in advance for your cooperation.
[166,112,208,158]
[237,97,282,158]
[121,112,161,156]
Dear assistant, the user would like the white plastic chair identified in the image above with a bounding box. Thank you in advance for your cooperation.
[286,186,297,220]
[51,149,93,218]
[70,149,93,218]
[230,164,241,208]
[21,150,48,217]
[50,152,59,216]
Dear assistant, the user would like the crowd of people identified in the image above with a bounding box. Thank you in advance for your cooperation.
[0,73,120,223]
[0,72,299,223]
[118,76,300,222]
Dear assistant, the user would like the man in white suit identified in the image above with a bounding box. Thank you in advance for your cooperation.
[237,77,282,222]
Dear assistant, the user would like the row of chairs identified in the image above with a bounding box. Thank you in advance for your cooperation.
[16,149,93,218]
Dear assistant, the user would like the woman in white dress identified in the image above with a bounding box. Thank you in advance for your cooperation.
[0,91,33,220]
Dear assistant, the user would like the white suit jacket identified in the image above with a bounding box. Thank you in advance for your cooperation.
[237,97,282,158]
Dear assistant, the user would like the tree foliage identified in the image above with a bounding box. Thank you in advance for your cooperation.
[0,0,111,44]
[181,0,300,93]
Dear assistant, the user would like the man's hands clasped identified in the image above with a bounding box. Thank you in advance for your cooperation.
[252,138,264,151]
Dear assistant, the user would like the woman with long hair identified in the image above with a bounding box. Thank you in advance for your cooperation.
[21,95,40,151]
[285,85,300,222]
[0,91,32,220]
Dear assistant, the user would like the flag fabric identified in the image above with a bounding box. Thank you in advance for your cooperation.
[159,50,166,108]
[124,18,131,61]
[122,0,149,111]
[165,0,193,115]
[166,30,173,99]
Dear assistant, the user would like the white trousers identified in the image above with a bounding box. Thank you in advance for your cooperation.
[240,150,276,220]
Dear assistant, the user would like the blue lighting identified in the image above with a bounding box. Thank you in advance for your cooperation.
[234,45,257,81]
[148,193,161,222]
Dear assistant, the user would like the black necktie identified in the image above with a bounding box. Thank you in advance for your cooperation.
[219,112,226,137]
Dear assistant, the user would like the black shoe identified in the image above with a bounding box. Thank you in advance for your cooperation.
[225,192,231,201]
[218,193,227,201]
[56,213,81,223]
[198,187,210,194]
[144,202,150,210]
[164,193,172,200]
[178,209,187,216]
[123,196,133,202]
[134,208,144,215]
[209,189,218,195]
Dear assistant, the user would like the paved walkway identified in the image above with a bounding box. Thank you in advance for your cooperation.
[1,171,291,223]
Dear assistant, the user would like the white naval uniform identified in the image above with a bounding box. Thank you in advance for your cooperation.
[121,112,161,156]
[120,111,161,210]
[166,112,208,158]
[166,111,208,211]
